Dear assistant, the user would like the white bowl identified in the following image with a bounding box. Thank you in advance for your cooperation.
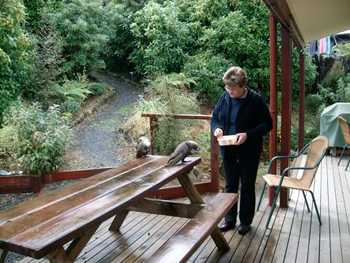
[217,135,238,146]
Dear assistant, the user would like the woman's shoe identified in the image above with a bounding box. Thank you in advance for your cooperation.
[238,225,251,235]
[218,221,236,232]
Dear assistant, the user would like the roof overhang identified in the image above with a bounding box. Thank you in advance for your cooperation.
[263,0,350,47]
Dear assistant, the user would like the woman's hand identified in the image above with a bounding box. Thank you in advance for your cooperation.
[236,132,247,145]
[214,128,223,138]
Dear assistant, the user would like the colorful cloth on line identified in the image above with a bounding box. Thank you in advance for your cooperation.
[319,37,327,54]
[326,36,331,54]
[309,41,317,56]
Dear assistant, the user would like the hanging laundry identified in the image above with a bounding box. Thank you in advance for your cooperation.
[326,36,331,54]
[309,41,317,56]
[319,37,327,54]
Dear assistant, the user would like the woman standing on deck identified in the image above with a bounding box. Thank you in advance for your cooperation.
[211,66,272,235]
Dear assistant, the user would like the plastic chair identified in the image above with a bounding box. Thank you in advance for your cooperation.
[337,116,350,171]
[257,136,329,229]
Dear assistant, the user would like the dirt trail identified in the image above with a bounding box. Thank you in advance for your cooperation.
[62,71,144,170]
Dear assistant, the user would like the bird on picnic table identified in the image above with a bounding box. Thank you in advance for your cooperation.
[136,136,151,158]
[165,141,199,167]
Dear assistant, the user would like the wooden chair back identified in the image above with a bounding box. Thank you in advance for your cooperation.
[300,136,328,189]
[338,116,350,144]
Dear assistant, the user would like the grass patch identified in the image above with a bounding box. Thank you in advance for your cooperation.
[116,106,133,116]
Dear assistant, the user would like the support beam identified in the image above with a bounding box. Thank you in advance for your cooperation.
[210,130,219,193]
[269,11,278,206]
[298,52,305,150]
[280,25,292,208]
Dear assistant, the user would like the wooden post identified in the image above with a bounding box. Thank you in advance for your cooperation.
[210,129,219,193]
[299,52,305,151]
[269,11,278,206]
[280,25,292,208]
[150,116,157,154]
[32,175,42,194]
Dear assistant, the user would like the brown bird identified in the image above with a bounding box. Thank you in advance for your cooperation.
[166,141,199,167]
[136,136,151,158]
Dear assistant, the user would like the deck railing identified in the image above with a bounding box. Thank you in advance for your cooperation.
[142,113,220,198]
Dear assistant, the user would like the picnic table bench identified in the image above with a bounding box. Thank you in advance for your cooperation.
[0,155,238,263]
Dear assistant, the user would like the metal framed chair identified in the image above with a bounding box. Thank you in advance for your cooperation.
[257,136,329,229]
[337,116,350,171]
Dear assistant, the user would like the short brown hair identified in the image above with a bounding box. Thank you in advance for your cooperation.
[222,66,247,87]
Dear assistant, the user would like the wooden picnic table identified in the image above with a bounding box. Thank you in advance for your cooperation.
[0,155,237,263]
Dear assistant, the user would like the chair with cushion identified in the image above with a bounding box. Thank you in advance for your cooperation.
[337,116,350,171]
[257,136,329,229]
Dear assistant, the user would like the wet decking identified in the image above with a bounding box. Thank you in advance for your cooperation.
[19,155,350,262]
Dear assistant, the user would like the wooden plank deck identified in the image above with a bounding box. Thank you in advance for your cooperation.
[19,155,350,262]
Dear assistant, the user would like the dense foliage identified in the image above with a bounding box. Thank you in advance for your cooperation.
[52,0,119,76]
[4,102,71,174]
[0,0,34,123]
[129,1,191,77]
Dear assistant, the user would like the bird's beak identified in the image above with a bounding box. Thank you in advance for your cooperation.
[194,147,201,154]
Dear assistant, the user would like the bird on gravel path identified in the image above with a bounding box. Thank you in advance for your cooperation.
[136,136,151,158]
[166,141,199,167]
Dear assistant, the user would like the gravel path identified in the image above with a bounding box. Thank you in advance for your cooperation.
[62,71,144,170]
[0,71,144,262]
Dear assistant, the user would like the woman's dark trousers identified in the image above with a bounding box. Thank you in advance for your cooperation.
[223,150,260,226]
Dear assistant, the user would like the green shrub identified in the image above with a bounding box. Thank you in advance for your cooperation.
[0,126,17,159]
[60,99,81,115]
[26,7,65,101]
[5,102,72,175]
[129,1,191,77]
[0,0,34,123]
[333,43,350,57]
[23,0,45,33]
[336,73,350,102]
[52,0,120,75]
[305,94,325,115]
[196,130,211,152]
[55,72,92,103]
[89,82,106,96]
[318,61,345,105]
[182,52,231,101]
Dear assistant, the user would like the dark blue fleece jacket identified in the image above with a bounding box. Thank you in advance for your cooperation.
[211,87,273,160]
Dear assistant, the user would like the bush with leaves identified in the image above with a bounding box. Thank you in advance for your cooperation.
[129,1,191,78]
[333,43,350,58]
[104,3,135,71]
[0,125,17,168]
[26,7,65,101]
[198,3,271,92]
[23,0,44,33]
[182,52,231,101]
[290,50,317,98]
[56,73,92,103]
[60,99,81,116]
[88,82,106,96]
[0,0,34,123]
[52,0,120,75]
[335,73,350,102]
[176,0,230,26]
[318,61,345,105]
[5,102,71,175]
